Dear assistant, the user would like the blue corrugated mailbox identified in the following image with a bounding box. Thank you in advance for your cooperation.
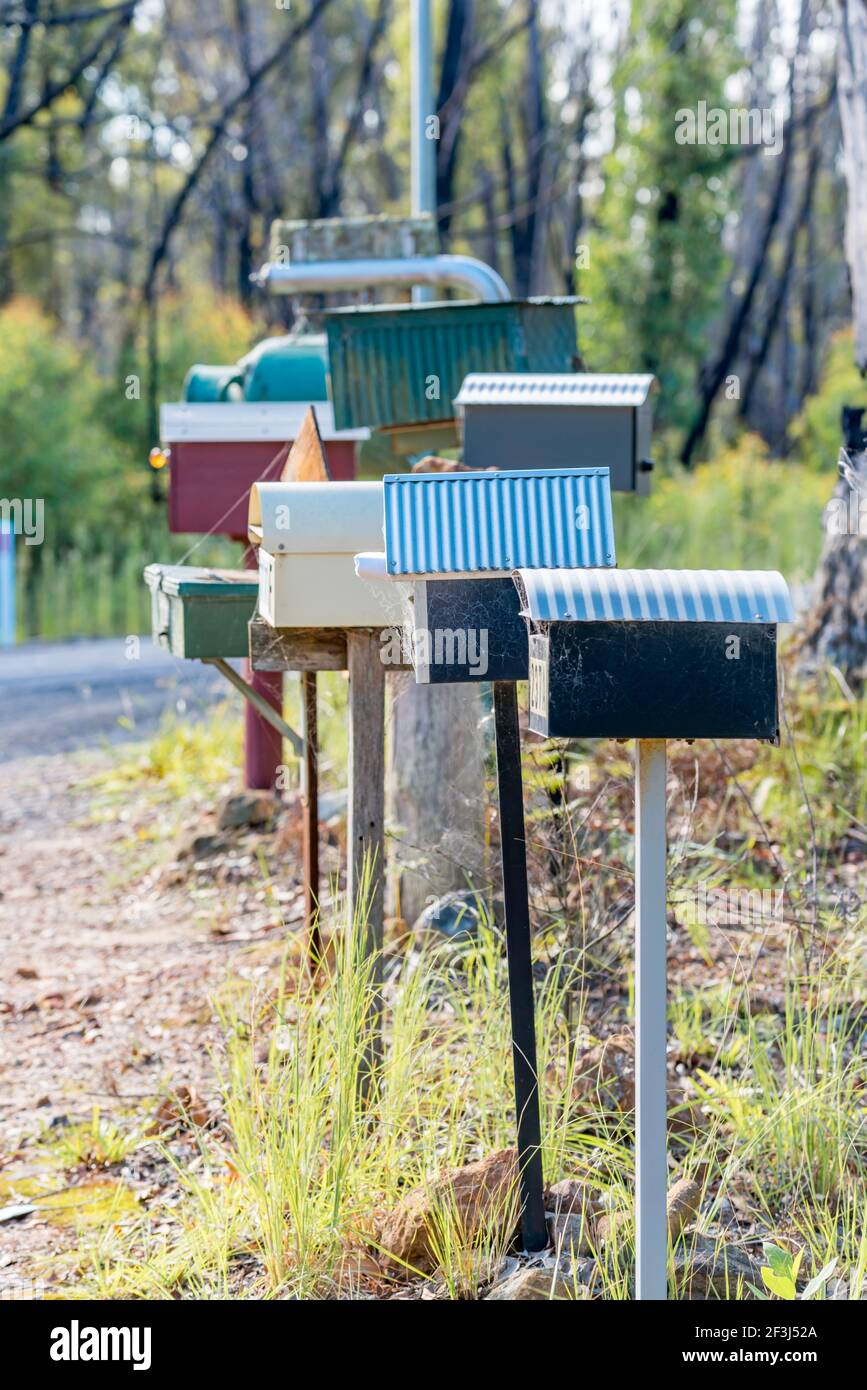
[455,373,657,493]
[356,466,617,1255]
[358,467,615,684]
[516,564,793,1298]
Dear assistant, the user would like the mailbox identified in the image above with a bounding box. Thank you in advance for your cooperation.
[517,567,794,740]
[250,480,406,629]
[454,373,657,493]
[325,298,583,433]
[356,468,616,683]
[161,401,368,539]
[143,564,259,659]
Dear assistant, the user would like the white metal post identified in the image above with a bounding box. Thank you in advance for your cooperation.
[411,0,435,217]
[0,521,15,647]
[411,0,435,305]
[635,738,668,1299]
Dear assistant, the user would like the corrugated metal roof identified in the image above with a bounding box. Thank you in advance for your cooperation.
[455,373,657,408]
[517,568,794,624]
[383,469,615,577]
[324,301,581,431]
[160,402,368,443]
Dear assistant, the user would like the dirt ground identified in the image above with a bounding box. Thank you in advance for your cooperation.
[0,748,305,1297]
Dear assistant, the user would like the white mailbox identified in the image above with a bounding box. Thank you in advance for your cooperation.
[249,480,405,629]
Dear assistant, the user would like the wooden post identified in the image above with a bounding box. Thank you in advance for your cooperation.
[347,631,386,1098]
[493,681,547,1253]
[301,671,321,968]
[635,738,668,1300]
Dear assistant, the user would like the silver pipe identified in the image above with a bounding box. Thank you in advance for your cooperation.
[253,254,511,304]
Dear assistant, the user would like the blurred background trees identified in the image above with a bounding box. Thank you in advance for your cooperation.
[0,0,862,636]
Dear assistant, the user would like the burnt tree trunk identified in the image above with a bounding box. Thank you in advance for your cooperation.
[798,1,867,683]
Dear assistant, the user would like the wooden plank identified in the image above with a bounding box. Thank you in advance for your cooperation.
[250,618,348,672]
[279,406,332,483]
[301,671,321,968]
[347,630,386,1099]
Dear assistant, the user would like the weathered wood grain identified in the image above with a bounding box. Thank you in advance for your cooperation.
[280,406,331,483]
[250,619,348,671]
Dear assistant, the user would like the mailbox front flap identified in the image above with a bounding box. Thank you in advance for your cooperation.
[249,480,384,554]
[515,568,794,626]
[383,468,615,577]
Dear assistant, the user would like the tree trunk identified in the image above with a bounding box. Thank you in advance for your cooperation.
[837,0,867,370]
[386,676,487,927]
[798,1,867,684]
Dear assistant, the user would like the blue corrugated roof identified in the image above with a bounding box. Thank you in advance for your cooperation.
[517,568,794,624]
[383,468,616,576]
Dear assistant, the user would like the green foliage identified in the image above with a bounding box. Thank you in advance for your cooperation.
[790,329,867,471]
[755,1244,837,1301]
[0,298,140,545]
[613,433,829,576]
[582,0,739,431]
[99,289,260,463]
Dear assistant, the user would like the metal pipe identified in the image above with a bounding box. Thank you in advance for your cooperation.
[411,0,435,218]
[411,0,435,304]
[202,657,304,758]
[254,254,511,304]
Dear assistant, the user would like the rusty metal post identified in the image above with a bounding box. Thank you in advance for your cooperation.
[301,670,321,967]
[242,545,283,789]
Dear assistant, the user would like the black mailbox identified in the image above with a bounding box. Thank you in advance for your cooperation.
[518,567,794,741]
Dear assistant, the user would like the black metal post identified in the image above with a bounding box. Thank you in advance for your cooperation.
[492,680,548,1253]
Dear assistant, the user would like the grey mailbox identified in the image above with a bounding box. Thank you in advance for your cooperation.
[455,373,657,493]
[518,567,793,741]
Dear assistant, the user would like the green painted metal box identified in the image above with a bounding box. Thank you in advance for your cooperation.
[144,565,258,659]
[182,364,242,403]
[324,298,583,431]
[182,336,329,405]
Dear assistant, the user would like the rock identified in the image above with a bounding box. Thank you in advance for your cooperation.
[672,1235,759,1298]
[546,1179,598,1257]
[570,1033,635,1113]
[549,1210,593,1257]
[150,1084,212,1133]
[412,891,485,947]
[217,791,281,831]
[378,1149,518,1273]
[411,456,472,474]
[484,1267,591,1300]
[595,1209,630,1244]
[178,832,228,861]
[595,1178,702,1248]
[666,1177,701,1238]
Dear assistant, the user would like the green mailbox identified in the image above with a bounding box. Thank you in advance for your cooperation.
[144,565,259,660]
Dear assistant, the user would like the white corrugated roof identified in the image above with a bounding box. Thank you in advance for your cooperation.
[160,401,369,443]
[517,568,794,624]
[454,373,657,409]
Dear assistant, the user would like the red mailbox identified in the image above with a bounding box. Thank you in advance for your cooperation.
[160,402,367,540]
